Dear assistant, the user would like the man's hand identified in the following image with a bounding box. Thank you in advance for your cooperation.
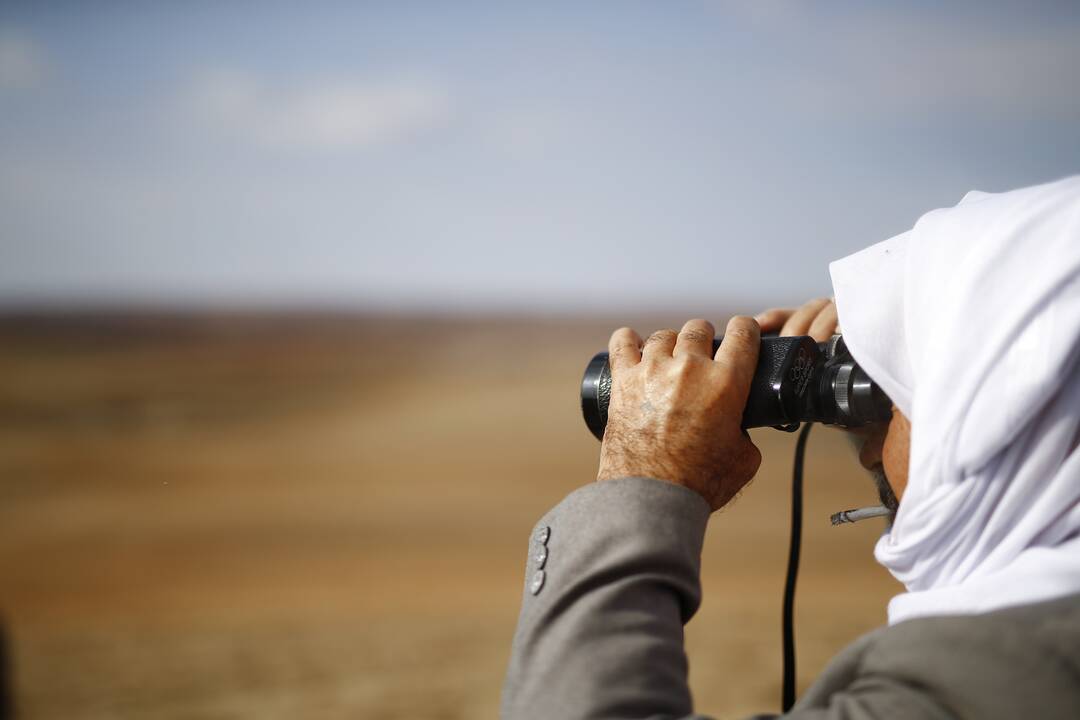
[755,297,838,342]
[597,317,763,512]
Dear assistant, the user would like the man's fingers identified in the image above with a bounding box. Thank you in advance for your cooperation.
[714,316,760,404]
[673,319,715,358]
[807,301,839,342]
[780,297,832,337]
[642,329,678,360]
[754,307,793,333]
[608,327,643,375]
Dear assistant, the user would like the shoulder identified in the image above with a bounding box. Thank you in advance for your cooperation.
[859,594,1080,719]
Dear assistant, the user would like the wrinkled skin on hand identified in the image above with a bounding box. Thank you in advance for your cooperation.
[597,317,763,512]
[755,296,838,343]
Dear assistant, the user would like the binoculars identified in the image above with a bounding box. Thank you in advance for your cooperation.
[580,334,891,441]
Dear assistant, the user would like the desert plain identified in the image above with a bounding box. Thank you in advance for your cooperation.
[0,313,900,719]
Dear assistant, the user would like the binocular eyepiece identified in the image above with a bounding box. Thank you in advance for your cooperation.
[580,334,891,441]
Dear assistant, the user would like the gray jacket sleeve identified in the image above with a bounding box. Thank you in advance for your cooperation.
[501,477,713,720]
[500,477,959,720]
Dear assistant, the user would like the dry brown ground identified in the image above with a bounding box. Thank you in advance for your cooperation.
[0,313,900,719]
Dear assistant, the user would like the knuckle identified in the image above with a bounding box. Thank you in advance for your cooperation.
[673,354,700,376]
[726,324,757,344]
[645,329,676,344]
[610,327,638,345]
[679,328,711,344]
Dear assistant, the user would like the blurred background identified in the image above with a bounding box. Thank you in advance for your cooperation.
[1,2,1079,718]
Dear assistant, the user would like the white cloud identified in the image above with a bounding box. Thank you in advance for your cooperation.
[0,29,47,90]
[186,69,450,152]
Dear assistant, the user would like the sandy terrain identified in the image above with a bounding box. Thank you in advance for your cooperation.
[0,313,900,719]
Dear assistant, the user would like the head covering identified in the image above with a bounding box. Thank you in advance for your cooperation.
[829,175,1080,624]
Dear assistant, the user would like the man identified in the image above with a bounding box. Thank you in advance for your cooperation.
[501,176,1080,719]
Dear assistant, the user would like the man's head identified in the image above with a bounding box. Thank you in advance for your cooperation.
[828,176,1080,624]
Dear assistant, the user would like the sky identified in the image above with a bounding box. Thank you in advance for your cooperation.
[2,1,1079,313]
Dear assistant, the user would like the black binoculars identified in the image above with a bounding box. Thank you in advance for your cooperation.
[580,334,891,441]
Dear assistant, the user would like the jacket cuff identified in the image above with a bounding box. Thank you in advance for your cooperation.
[523,476,712,622]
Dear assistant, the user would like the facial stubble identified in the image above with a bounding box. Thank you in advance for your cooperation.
[872,466,900,515]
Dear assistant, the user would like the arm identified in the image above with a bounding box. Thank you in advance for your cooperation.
[502,316,762,720]
[500,477,714,720]
[502,304,845,720]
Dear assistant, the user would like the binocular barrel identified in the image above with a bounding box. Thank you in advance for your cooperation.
[580,335,891,441]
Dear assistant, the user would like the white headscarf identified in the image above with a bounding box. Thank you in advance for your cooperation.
[829,175,1080,625]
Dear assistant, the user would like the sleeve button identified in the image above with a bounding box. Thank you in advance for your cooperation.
[529,569,546,595]
[534,545,548,569]
[535,526,550,545]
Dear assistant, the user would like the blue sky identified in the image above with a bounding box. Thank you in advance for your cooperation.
[2,2,1079,313]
